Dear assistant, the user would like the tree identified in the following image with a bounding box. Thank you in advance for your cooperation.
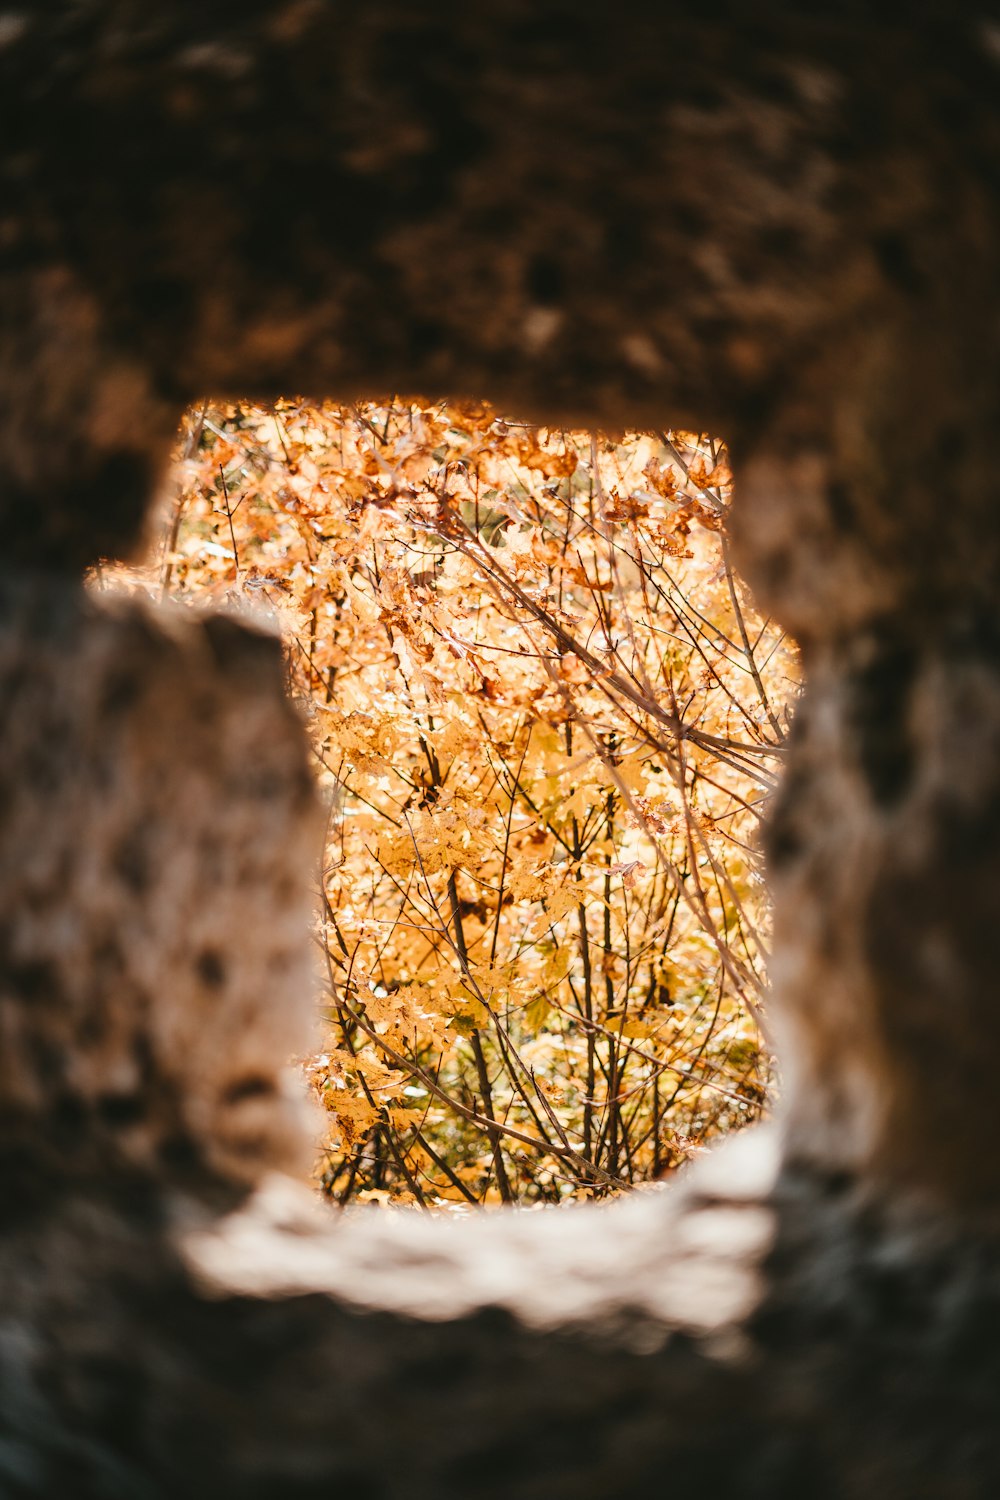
[138,401,792,1204]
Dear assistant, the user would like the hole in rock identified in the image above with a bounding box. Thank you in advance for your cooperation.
[100,399,800,1210]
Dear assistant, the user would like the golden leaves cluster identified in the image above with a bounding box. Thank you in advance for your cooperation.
[141,399,798,1206]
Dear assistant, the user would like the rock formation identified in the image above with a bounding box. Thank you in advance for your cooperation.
[3,5,1000,1493]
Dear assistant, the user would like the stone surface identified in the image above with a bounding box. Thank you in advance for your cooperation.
[2,4,999,573]
[0,582,320,1205]
[6,1130,1000,1496]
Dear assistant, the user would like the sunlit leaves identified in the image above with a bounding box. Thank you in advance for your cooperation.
[139,398,798,1207]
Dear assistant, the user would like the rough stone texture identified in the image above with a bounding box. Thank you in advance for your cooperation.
[762,625,1000,1210]
[3,4,999,571]
[0,582,320,1204]
[8,1132,1000,1497]
[3,2,1000,1496]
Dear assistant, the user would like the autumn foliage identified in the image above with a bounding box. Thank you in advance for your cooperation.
[103,399,798,1206]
